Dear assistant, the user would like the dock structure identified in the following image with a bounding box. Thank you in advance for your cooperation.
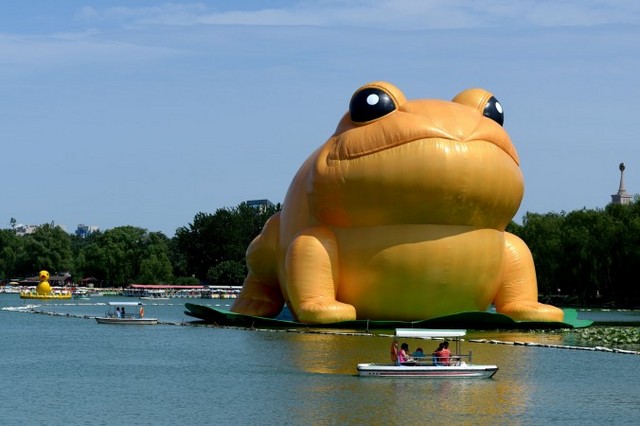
[124,284,241,299]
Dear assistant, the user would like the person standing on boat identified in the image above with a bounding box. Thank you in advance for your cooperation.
[390,341,398,363]
[116,307,122,318]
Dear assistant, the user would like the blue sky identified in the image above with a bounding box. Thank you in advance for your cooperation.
[2,1,640,237]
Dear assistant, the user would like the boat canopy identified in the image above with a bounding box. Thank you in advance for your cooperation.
[394,329,467,339]
[107,301,144,306]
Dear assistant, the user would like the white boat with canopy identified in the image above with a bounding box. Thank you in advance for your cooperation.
[357,329,498,378]
[95,302,158,325]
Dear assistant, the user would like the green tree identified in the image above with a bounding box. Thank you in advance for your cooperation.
[136,231,174,283]
[172,276,200,285]
[16,224,73,275]
[168,236,189,279]
[513,201,640,307]
[560,210,607,304]
[605,202,640,305]
[76,227,176,286]
[137,252,174,284]
[514,212,565,298]
[207,260,246,286]
[79,226,148,286]
[174,202,280,282]
[0,229,22,279]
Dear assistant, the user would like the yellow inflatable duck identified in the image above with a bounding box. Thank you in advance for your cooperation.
[36,270,52,295]
[20,269,71,299]
[231,82,564,324]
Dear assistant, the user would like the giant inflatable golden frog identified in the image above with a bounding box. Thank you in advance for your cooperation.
[232,82,564,324]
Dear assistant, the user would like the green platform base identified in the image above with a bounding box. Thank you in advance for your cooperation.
[184,303,592,330]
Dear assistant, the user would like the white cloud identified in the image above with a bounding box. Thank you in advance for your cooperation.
[2,0,638,75]
[74,0,640,30]
[0,31,182,73]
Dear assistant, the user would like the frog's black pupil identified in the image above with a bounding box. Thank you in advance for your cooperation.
[350,88,396,122]
[483,96,504,126]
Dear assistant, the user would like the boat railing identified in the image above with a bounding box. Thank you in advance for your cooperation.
[410,351,473,366]
[105,311,144,319]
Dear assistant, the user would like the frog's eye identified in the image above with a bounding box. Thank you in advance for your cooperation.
[452,88,504,127]
[349,87,397,123]
[483,96,504,126]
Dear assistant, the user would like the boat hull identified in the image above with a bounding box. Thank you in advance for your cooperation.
[20,294,72,300]
[95,317,158,325]
[357,363,498,378]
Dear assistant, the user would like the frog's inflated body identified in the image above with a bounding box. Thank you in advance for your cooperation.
[231,82,563,324]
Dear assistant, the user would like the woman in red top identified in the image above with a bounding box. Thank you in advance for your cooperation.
[438,341,451,366]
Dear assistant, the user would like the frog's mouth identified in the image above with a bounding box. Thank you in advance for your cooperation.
[326,100,519,166]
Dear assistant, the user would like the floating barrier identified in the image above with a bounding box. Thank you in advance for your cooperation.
[467,338,639,355]
[5,305,638,356]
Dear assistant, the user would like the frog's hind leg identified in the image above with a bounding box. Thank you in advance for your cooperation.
[231,214,285,317]
[286,226,356,324]
[494,233,564,322]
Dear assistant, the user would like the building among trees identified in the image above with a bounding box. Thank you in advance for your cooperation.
[246,199,274,212]
[75,224,100,238]
[13,224,39,236]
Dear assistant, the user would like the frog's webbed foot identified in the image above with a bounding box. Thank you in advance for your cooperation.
[498,301,564,322]
[296,298,356,324]
[231,295,283,318]
[231,275,284,318]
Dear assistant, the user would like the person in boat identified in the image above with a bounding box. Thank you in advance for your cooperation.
[116,307,122,318]
[397,343,416,365]
[434,341,452,366]
[390,341,398,364]
[412,347,425,359]
[121,306,126,318]
[440,341,451,365]
[432,343,444,365]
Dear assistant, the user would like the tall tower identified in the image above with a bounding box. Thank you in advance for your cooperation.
[611,162,633,205]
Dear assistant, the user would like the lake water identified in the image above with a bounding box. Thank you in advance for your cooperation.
[1,294,639,425]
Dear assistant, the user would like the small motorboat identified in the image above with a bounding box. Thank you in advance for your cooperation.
[357,329,498,378]
[95,302,158,325]
[139,289,170,300]
[73,289,90,300]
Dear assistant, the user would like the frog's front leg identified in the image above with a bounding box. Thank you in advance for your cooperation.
[285,226,356,323]
[494,233,564,322]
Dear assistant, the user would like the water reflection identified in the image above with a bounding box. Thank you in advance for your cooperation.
[276,332,537,423]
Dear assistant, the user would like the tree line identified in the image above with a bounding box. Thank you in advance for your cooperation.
[507,200,640,308]
[0,202,279,288]
[1,200,639,308]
